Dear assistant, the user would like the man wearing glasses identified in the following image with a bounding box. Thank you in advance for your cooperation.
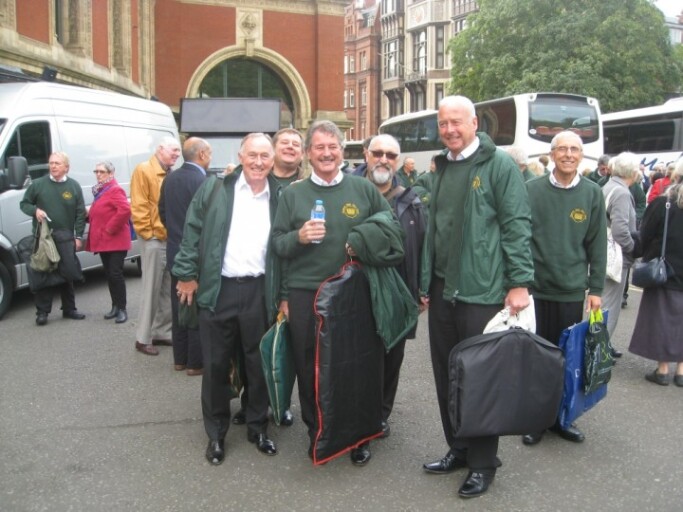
[363,134,426,438]
[523,131,606,445]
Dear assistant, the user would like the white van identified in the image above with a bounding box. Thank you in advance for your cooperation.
[0,82,179,318]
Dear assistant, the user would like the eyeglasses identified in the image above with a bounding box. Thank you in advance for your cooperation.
[369,150,399,161]
[93,170,108,174]
[552,146,582,154]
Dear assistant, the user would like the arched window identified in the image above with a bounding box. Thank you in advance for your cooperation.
[198,58,295,127]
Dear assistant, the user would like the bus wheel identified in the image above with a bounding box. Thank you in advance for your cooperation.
[0,262,13,320]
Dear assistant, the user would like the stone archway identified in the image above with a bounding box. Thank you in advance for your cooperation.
[186,46,312,130]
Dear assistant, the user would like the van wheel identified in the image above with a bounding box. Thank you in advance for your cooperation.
[0,262,13,320]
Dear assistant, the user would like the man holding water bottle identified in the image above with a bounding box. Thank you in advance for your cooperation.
[272,120,399,465]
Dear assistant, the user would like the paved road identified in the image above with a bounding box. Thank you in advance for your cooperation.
[1,268,681,512]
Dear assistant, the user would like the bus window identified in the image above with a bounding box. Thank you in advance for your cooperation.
[629,121,675,152]
[528,96,599,144]
[477,100,516,146]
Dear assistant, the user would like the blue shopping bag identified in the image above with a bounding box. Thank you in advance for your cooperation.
[557,312,609,430]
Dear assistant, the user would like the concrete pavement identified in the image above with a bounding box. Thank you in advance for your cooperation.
[1,267,681,511]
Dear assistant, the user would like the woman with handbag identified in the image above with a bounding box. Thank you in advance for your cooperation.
[85,161,132,323]
[629,161,683,387]
[601,153,639,338]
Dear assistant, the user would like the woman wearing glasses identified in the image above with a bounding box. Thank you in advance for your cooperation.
[85,161,131,323]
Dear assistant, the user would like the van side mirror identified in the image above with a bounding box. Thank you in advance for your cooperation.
[7,156,29,189]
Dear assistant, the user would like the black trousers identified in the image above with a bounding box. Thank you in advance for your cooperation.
[383,338,406,422]
[428,277,501,474]
[34,280,76,315]
[199,276,269,441]
[100,251,127,310]
[534,298,584,348]
[287,288,318,444]
[170,275,202,369]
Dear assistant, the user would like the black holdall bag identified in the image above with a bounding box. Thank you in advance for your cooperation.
[448,328,564,439]
[632,200,674,288]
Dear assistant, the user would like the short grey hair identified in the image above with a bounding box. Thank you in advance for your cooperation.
[550,131,583,151]
[304,120,344,151]
[611,152,640,179]
[505,146,528,166]
[368,134,400,154]
[438,95,476,118]
[95,161,115,174]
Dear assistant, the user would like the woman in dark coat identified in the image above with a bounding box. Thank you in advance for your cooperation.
[85,161,132,323]
[628,160,683,387]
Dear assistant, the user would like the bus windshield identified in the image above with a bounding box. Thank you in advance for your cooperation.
[528,95,600,144]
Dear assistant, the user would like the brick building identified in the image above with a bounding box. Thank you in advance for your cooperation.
[0,0,349,130]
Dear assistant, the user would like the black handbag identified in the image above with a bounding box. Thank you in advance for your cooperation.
[632,200,674,288]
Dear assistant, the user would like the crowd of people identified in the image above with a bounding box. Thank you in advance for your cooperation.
[19,94,683,500]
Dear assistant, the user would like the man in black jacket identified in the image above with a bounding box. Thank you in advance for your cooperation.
[159,137,211,376]
[364,134,426,438]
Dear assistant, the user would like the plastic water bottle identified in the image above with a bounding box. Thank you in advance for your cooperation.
[310,199,325,244]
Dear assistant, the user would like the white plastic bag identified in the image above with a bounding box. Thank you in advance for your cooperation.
[483,295,536,334]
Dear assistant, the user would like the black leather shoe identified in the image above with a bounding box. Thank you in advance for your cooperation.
[380,420,390,438]
[248,432,277,456]
[280,409,294,426]
[36,313,48,326]
[232,409,246,425]
[458,471,494,499]
[350,442,371,466]
[551,423,585,443]
[63,310,86,320]
[104,306,119,320]
[522,432,544,446]
[423,451,467,474]
[611,348,623,358]
[114,309,128,324]
[205,439,225,465]
[645,370,670,386]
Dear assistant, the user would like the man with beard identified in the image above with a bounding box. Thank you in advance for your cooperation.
[272,120,399,466]
[364,134,426,437]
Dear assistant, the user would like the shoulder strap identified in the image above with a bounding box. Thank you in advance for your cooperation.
[661,200,671,259]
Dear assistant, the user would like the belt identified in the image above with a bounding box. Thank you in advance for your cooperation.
[223,275,264,283]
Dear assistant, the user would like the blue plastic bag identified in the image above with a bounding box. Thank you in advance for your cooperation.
[557,312,609,430]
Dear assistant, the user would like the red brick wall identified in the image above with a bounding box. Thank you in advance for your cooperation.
[17,0,50,43]
[154,0,236,109]
[92,1,109,67]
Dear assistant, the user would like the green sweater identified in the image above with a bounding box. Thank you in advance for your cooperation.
[526,175,607,301]
[20,176,86,237]
[272,175,392,292]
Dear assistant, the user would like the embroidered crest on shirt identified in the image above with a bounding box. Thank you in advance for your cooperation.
[342,203,359,218]
[62,191,73,200]
[570,209,587,222]
[472,176,481,190]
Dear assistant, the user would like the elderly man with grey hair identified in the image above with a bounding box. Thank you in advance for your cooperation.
[602,152,640,337]
[505,146,536,181]
[523,130,607,447]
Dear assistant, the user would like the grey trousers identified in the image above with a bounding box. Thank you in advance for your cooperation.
[135,238,172,344]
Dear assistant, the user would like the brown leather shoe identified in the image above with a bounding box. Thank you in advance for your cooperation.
[135,341,159,356]
[152,339,172,346]
[174,364,187,371]
[186,368,203,376]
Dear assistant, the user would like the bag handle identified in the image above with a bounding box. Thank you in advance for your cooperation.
[660,200,670,261]
[589,308,604,325]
